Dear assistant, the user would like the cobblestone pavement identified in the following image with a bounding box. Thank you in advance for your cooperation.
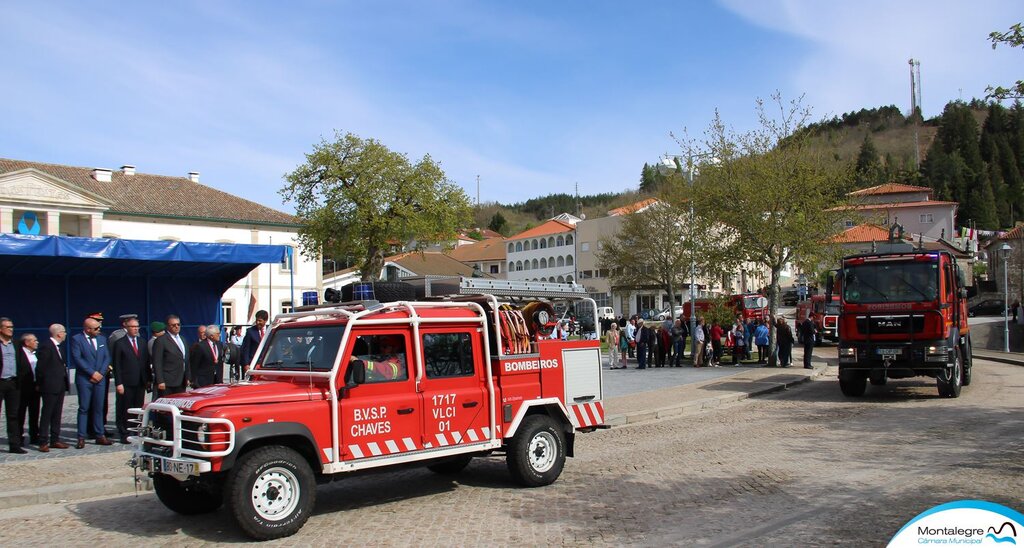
[1,357,1021,546]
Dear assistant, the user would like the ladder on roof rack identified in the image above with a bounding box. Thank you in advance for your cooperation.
[427,277,589,298]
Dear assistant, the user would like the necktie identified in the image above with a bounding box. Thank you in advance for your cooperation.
[210,340,218,362]
[259,327,264,339]
[90,336,97,351]
[130,337,138,356]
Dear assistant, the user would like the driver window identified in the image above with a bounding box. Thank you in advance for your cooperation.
[348,334,409,384]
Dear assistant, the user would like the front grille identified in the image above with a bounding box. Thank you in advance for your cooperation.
[855,315,925,335]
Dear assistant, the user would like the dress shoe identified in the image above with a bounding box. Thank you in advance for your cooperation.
[9,446,27,454]
[95,436,113,446]
[119,437,130,445]
[52,441,70,449]
[38,444,50,453]
[76,438,86,449]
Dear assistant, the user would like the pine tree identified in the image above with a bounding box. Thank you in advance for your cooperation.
[970,172,1000,229]
[854,133,885,187]
[488,211,508,235]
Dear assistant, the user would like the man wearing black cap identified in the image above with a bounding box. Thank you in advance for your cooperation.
[111,316,149,444]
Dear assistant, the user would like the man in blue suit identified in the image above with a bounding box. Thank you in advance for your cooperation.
[70,317,112,448]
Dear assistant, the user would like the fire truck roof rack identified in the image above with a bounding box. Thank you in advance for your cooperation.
[424,277,590,299]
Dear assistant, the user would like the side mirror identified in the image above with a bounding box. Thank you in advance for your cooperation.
[825,273,834,303]
[966,286,978,299]
[343,360,366,389]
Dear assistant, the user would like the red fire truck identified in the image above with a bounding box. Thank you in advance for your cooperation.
[830,244,974,398]
[795,294,840,344]
[681,292,769,321]
[128,279,606,540]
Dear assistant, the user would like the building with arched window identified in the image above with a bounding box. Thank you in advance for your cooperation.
[505,215,580,284]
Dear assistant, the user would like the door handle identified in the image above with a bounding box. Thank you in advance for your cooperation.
[462,401,479,408]
[574,395,595,402]
[397,407,414,415]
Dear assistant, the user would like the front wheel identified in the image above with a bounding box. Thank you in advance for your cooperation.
[507,415,566,487]
[152,474,223,515]
[839,372,867,397]
[937,348,963,398]
[225,446,317,541]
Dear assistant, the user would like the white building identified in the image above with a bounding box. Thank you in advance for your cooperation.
[0,158,320,324]
[505,217,579,283]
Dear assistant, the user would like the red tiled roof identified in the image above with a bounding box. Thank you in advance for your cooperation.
[0,158,297,225]
[848,183,932,196]
[828,223,907,243]
[829,200,958,211]
[607,198,658,216]
[448,237,507,262]
[508,219,575,240]
[999,225,1024,240]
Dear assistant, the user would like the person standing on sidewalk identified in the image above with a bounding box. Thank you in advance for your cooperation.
[607,323,624,369]
[35,324,69,452]
[731,321,746,366]
[625,317,636,361]
[800,316,816,369]
[70,317,113,448]
[671,319,686,367]
[0,318,27,454]
[753,320,770,364]
[692,318,706,367]
[709,321,724,366]
[635,319,650,370]
[776,317,794,368]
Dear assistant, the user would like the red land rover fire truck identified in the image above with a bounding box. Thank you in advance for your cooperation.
[830,242,974,398]
[128,279,606,540]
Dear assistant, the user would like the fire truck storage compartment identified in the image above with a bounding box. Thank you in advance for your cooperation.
[562,347,602,403]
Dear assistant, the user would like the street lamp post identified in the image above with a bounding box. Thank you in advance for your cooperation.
[1001,242,1011,353]
[326,258,337,292]
[665,152,713,360]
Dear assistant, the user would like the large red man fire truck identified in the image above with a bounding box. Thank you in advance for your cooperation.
[128,279,606,540]
[830,237,974,398]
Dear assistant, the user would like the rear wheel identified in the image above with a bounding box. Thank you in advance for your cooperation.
[152,474,223,515]
[937,348,963,398]
[225,446,316,540]
[839,371,867,397]
[507,415,566,487]
[962,340,973,386]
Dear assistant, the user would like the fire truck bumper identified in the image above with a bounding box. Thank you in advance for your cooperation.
[837,341,954,377]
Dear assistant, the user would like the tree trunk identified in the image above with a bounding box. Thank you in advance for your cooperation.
[767,265,781,367]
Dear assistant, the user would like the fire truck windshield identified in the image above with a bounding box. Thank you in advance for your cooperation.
[843,262,938,304]
[258,326,341,371]
[742,296,762,310]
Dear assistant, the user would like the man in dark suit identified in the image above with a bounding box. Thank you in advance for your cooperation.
[35,324,70,452]
[70,317,112,448]
[190,325,224,388]
[239,310,268,373]
[152,314,189,398]
[111,317,149,444]
[0,317,28,454]
[15,333,41,447]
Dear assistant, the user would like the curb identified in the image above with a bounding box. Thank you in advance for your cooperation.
[604,365,827,427]
[0,476,144,510]
[972,352,1024,368]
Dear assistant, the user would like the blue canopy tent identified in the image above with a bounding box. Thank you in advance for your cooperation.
[0,234,288,349]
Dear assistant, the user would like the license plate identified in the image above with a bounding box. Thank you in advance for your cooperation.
[146,456,197,476]
[877,348,901,357]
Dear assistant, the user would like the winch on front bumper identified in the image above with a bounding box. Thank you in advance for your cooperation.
[127,402,235,479]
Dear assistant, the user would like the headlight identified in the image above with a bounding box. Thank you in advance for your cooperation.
[839,347,856,357]
[197,423,208,443]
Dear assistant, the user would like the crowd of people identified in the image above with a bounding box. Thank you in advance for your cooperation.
[605,313,818,371]
[0,310,270,454]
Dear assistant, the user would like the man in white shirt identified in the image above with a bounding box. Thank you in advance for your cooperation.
[16,333,40,447]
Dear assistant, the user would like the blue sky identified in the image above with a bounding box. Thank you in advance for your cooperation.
[1,1,1021,211]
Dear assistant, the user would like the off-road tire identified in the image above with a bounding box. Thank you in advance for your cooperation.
[962,340,973,386]
[152,473,223,515]
[839,371,867,397]
[225,446,316,541]
[427,454,473,475]
[341,281,416,303]
[937,348,963,398]
[506,415,566,487]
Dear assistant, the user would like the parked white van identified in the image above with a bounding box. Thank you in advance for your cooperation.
[597,306,616,320]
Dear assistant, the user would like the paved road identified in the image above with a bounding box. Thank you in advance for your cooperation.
[1,357,1020,545]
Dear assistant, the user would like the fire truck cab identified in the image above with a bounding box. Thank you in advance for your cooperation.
[831,244,975,398]
[795,294,839,344]
[128,279,605,540]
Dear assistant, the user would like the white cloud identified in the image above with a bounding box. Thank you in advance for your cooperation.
[719,0,1023,117]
